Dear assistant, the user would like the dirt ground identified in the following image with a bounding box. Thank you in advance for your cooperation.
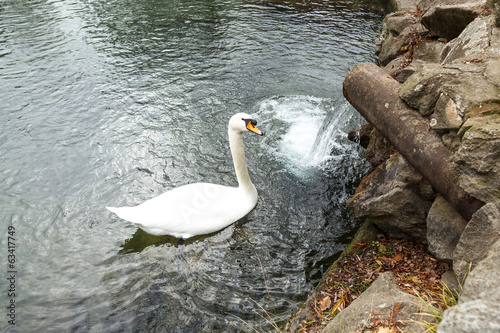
[297,233,451,332]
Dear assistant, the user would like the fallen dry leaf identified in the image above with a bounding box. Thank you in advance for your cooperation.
[393,253,404,262]
[374,326,397,333]
[319,296,331,311]
[300,236,449,333]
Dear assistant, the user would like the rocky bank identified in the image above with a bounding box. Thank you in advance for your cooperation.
[285,0,500,331]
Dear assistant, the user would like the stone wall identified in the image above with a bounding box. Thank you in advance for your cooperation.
[343,0,500,331]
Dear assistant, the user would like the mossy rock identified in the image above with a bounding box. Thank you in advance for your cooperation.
[464,99,500,119]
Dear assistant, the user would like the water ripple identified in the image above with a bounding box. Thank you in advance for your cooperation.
[0,0,383,331]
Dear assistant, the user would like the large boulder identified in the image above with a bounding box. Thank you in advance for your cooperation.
[400,63,499,120]
[392,0,419,12]
[399,64,459,116]
[362,128,394,166]
[452,203,500,282]
[430,92,465,132]
[455,114,500,203]
[420,0,491,40]
[459,238,500,304]
[376,12,426,66]
[396,58,432,82]
[426,195,468,264]
[485,56,500,87]
[496,0,500,27]
[383,53,411,78]
[431,72,499,128]
[441,15,494,64]
[347,122,373,149]
[437,300,500,333]
[413,39,446,63]
[322,272,432,333]
[346,153,435,242]
[440,130,461,152]
[438,238,500,333]
[399,10,500,124]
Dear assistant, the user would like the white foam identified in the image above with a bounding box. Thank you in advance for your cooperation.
[255,95,344,178]
[254,95,367,180]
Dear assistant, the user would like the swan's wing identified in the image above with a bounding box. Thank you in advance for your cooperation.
[108,183,254,238]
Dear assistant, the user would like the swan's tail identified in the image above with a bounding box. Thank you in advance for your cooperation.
[107,206,170,236]
[107,206,139,224]
[106,206,124,216]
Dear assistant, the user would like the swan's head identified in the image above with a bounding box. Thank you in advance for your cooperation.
[229,113,264,136]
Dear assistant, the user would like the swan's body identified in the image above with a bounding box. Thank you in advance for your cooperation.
[107,113,263,239]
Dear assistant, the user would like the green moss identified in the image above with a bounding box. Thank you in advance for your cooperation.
[457,125,473,141]
[464,99,500,118]
[482,109,500,115]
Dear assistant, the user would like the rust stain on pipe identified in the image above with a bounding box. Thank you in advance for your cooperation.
[343,63,485,221]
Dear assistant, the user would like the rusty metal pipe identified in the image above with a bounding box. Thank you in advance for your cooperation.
[343,63,484,221]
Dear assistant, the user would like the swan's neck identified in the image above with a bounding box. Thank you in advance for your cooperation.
[228,129,255,193]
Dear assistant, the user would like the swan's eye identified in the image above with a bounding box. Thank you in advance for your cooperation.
[243,118,257,126]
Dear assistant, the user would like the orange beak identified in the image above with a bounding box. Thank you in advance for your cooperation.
[246,121,264,136]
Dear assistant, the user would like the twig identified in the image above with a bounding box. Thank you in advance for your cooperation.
[226,312,260,333]
[256,252,276,314]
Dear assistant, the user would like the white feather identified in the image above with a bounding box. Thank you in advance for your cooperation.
[107,113,263,239]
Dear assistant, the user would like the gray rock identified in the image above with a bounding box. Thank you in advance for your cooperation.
[437,300,500,333]
[385,12,419,35]
[460,238,500,303]
[491,24,500,49]
[421,0,488,40]
[362,128,393,166]
[396,59,428,82]
[376,12,418,59]
[396,5,499,118]
[496,0,500,27]
[430,93,464,132]
[440,270,461,294]
[452,203,500,282]
[442,16,493,64]
[399,62,499,119]
[322,272,432,333]
[383,53,410,78]
[455,115,500,203]
[346,153,434,242]
[418,0,482,12]
[438,239,500,333]
[392,0,419,12]
[441,130,461,152]
[347,123,372,149]
[378,21,427,66]
[413,40,446,63]
[427,195,468,264]
[377,31,407,66]
[399,64,458,116]
[485,57,500,86]
[438,72,499,120]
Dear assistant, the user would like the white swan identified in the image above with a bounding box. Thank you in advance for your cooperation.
[107,113,264,239]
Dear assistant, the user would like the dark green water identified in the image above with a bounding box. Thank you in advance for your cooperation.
[0,0,384,331]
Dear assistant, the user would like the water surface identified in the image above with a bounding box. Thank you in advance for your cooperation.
[0,0,384,331]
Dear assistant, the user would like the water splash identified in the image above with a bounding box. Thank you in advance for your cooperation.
[255,95,366,179]
[308,99,359,165]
